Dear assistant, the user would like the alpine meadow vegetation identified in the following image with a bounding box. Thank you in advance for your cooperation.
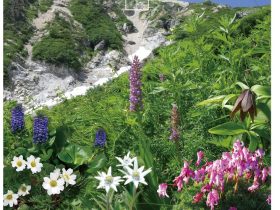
[3,2,271,210]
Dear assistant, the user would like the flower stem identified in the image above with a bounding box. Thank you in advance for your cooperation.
[106,192,110,210]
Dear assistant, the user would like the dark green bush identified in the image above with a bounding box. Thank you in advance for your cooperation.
[32,16,85,69]
[70,0,123,50]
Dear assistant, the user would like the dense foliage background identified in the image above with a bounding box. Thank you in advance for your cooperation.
[3,2,271,210]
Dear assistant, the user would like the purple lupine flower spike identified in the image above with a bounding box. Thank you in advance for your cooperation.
[129,56,143,112]
[159,73,165,82]
[169,104,180,141]
[33,116,48,144]
[11,105,25,133]
[94,128,106,147]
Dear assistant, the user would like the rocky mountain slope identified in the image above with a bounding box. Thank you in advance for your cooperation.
[4,0,190,112]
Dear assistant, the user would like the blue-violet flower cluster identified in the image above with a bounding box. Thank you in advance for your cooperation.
[11,105,25,133]
[33,116,48,144]
[94,128,106,147]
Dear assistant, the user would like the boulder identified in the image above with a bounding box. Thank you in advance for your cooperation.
[94,40,106,51]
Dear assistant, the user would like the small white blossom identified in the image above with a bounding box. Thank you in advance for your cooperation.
[11,155,26,172]
[122,158,152,188]
[42,170,65,195]
[18,184,31,196]
[116,151,136,169]
[61,168,76,186]
[3,190,19,207]
[95,167,123,193]
[27,155,43,174]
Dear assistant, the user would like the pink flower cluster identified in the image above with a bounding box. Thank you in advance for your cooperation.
[158,140,271,210]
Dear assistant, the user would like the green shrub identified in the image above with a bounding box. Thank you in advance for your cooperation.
[32,15,85,69]
[70,0,123,50]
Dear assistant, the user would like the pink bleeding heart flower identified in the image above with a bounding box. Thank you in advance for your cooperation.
[201,183,212,193]
[255,149,265,158]
[261,168,269,183]
[266,194,271,205]
[192,192,204,203]
[173,175,183,192]
[229,207,237,210]
[194,168,206,182]
[248,176,260,192]
[206,189,219,210]
[196,151,204,166]
[157,183,169,198]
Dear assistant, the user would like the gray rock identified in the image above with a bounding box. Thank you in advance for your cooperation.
[127,41,136,45]
[94,40,106,51]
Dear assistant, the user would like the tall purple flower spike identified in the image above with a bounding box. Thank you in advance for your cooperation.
[11,105,25,133]
[129,56,143,112]
[33,116,48,144]
[169,104,180,141]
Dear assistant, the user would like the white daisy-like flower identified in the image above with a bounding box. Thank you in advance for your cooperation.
[116,151,136,169]
[122,158,152,189]
[3,190,19,207]
[26,155,43,174]
[42,170,65,195]
[95,166,123,193]
[61,168,76,186]
[18,184,31,196]
[11,155,26,172]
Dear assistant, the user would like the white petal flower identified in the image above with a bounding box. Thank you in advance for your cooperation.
[11,155,26,172]
[61,168,76,186]
[27,155,43,174]
[3,190,19,207]
[95,166,123,193]
[42,170,65,195]
[18,184,31,196]
[116,151,136,169]
[122,158,152,189]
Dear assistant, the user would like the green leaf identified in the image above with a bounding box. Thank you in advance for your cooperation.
[222,94,238,108]
[197,95,226,106]
[40,149,53,161]
[58,144,93,166]
[208,136,234,149]
[53,126,73,153]
[248,131,261,151]
[251,85,270,97]
[209,122,247,135]
[236,82,249,90]
[87,153,107,174]
[256,102,271,121]
[149,87,167,95]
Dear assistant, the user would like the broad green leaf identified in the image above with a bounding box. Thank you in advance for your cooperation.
[208,136,234,149]
[248,131,261,151]
[236,82,249,90]
[87,153,107,174]
[251,85,271,97]
[256,102,271,121]
[58,144,93,166]
[209,122,247,135]
[197,95,226,106]
[222,94,238,108]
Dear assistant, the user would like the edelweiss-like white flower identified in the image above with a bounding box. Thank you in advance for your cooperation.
[122,158,152,188]
[61,168,76,186]
[116,151,136,169]
[27,155,43,174]
[95,166,123,193]
[42,170,65,195]
[3,190,19,207]
[18,184,31,196]
[11,155,26,172]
